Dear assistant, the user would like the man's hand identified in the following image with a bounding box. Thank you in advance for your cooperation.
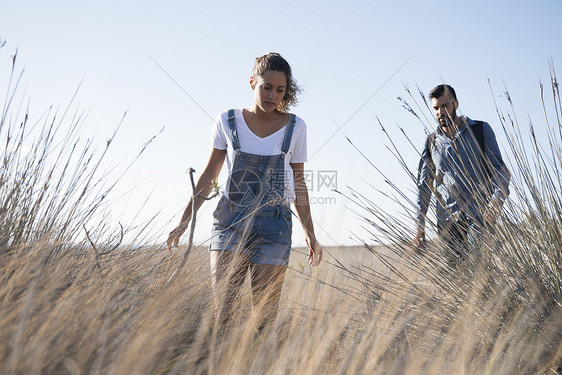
[414,228,426,249]
[166,222,189,253]
[483,198,502,224]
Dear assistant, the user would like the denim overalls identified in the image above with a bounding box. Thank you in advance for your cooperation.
[209,109,295,266]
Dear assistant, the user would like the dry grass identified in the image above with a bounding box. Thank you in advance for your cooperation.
[1,243,560,374]
[1,46,562,374]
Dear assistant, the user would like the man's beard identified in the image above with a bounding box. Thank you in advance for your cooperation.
[439,112,457,128]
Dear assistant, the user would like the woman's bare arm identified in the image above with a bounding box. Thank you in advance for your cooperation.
[291,162,322,266]
[167,148,226,250]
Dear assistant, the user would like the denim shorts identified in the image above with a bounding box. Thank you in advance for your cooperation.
[209,196,292,266]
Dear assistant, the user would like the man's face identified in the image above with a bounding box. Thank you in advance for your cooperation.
[431,94,458,127]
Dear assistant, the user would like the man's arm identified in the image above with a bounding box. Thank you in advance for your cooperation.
[415,136,434,246]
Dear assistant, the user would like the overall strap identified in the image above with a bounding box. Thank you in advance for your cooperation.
[281,114,296,154]
[227,109,241,150]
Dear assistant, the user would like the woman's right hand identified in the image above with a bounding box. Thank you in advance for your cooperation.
[166,222,189,253]
[166,148,226,254]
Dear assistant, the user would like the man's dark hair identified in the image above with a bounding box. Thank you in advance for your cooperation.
[429,84,457,101]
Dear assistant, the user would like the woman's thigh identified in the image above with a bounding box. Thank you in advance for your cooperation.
[210,250,251,289]
[249,262,287,296]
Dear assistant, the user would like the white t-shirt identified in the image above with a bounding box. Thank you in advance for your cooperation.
[211,109,307,203]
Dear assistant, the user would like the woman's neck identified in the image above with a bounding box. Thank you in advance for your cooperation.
[247,105,281,120]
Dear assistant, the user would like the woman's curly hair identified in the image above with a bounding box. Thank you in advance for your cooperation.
[253,52,301,112]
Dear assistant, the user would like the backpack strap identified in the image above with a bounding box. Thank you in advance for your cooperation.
[468,120,492,178]
[470,120,485,155]
[424,132,444,205]
[426,132,436,172]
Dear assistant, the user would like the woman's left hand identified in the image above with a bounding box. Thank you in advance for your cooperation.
[306,237,322,267]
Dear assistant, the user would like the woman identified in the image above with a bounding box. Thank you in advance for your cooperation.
[167,52,321,330]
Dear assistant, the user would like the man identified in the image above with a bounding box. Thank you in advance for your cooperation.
[414,84,510,265]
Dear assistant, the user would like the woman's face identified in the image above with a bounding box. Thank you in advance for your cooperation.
[251,70,287,113]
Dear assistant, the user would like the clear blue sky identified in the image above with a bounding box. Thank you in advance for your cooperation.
[1,0,561,248]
